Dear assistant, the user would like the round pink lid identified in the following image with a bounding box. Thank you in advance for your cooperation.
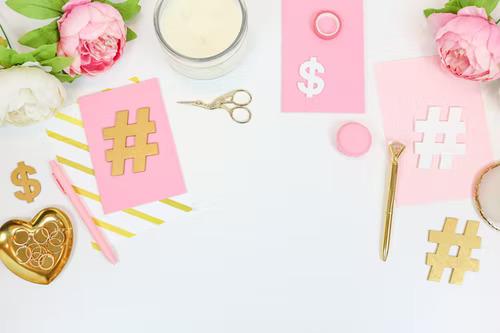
[314,11,341,40]
[336,123,372,157]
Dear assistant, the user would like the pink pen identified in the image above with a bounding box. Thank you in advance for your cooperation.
[50,160,117,264]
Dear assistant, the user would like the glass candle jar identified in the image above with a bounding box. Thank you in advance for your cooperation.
[154,0,248,80]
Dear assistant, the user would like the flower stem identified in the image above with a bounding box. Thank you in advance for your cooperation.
[0,23,12,48]
[497,18,500,24]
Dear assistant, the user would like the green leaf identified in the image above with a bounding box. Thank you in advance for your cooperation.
[40,56,73,73]
[424,0,500,17]
[0,44,60,68]
[458,0,499,13]
[6,0,65,19]
[53,72,80,83]
[424,0,461,17]
[424,7,458,17]
[0,46,36,68]
[110,0,140,21]
[126,27,137,41]
[11,53,37,65]
[0,46,16,67]
[488,0,500,12]
[0,44,80,84]
[0,37,7,48]
[29,43,57,62]
[93,0,141,21]
[19,20,60,48]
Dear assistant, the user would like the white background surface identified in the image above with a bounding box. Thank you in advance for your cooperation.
[1,0,500,332]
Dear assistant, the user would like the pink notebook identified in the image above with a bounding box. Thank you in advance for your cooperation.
[282,0,365,113]
[79,79,187,214]
[376,57,493,205]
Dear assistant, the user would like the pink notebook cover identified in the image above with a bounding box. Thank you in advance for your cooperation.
[375,57,493,205]
[79,79,187,214]
[282,0,365,113]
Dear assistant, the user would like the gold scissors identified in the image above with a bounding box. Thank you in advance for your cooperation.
[178,90,252,124]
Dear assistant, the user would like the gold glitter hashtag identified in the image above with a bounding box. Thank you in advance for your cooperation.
[103,108,158,176]
[426,218,481,284]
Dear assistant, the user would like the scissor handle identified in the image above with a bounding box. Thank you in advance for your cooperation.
[227,106,252,124]
[226,89,252,107]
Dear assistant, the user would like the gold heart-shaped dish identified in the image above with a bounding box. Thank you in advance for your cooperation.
[0,208,73,284]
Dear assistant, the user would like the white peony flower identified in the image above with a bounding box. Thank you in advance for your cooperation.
[0,66,65,126]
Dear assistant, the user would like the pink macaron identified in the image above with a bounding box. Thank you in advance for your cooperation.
[336,122,372,157]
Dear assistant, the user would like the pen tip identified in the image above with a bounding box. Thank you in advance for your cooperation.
[381,248,389,261]
[106,254,117,265]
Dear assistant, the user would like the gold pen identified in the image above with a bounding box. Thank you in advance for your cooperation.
[382,142,405,261]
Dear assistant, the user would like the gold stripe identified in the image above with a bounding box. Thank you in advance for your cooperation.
[160,198,193,212]
[56,157,185,216]
[129,76,140,83]
[57,156,94,175]
[73,186,164,224]
[46,130,89,151]
[122,209,164,225]
[73,186,101,201]
[91,242,100,251]
[102,88,112,92]
[54,113,84,127]
[93,218,135,238]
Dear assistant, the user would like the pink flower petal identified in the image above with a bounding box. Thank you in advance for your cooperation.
[59,6,91,37]
[90,2,124,23]
[105,21,126,39]
[487,26,500,62]
[79,22,108,40]
[428,13,457,35]
[58,35,81,57]
[457,6,489,20]
[62,0,91,12]
[436,16,489,40]
[83,60,113,75]
[86,4,114,24]
[57,12,68,31]
[68,52,82,76]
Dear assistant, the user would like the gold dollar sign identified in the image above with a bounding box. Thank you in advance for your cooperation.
[11,162,41,203]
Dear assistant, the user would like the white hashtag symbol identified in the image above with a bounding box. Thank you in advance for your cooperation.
[415,106,466,169]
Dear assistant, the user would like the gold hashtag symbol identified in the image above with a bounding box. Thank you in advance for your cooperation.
[426,218,481,284]
[103,108,159,176]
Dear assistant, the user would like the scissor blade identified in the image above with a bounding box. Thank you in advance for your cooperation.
[177,101,198,105]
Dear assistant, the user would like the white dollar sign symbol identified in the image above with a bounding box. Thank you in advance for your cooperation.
[298,57,325,98]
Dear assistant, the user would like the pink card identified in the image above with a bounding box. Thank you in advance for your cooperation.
[375,56,493,206]
[79,79,187,214]
[282,0,364,113]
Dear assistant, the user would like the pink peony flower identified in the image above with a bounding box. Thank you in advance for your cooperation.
[428,6,500,82]
[57,0,126,76]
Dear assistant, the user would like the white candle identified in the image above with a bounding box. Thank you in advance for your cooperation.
[160,0,243,59]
